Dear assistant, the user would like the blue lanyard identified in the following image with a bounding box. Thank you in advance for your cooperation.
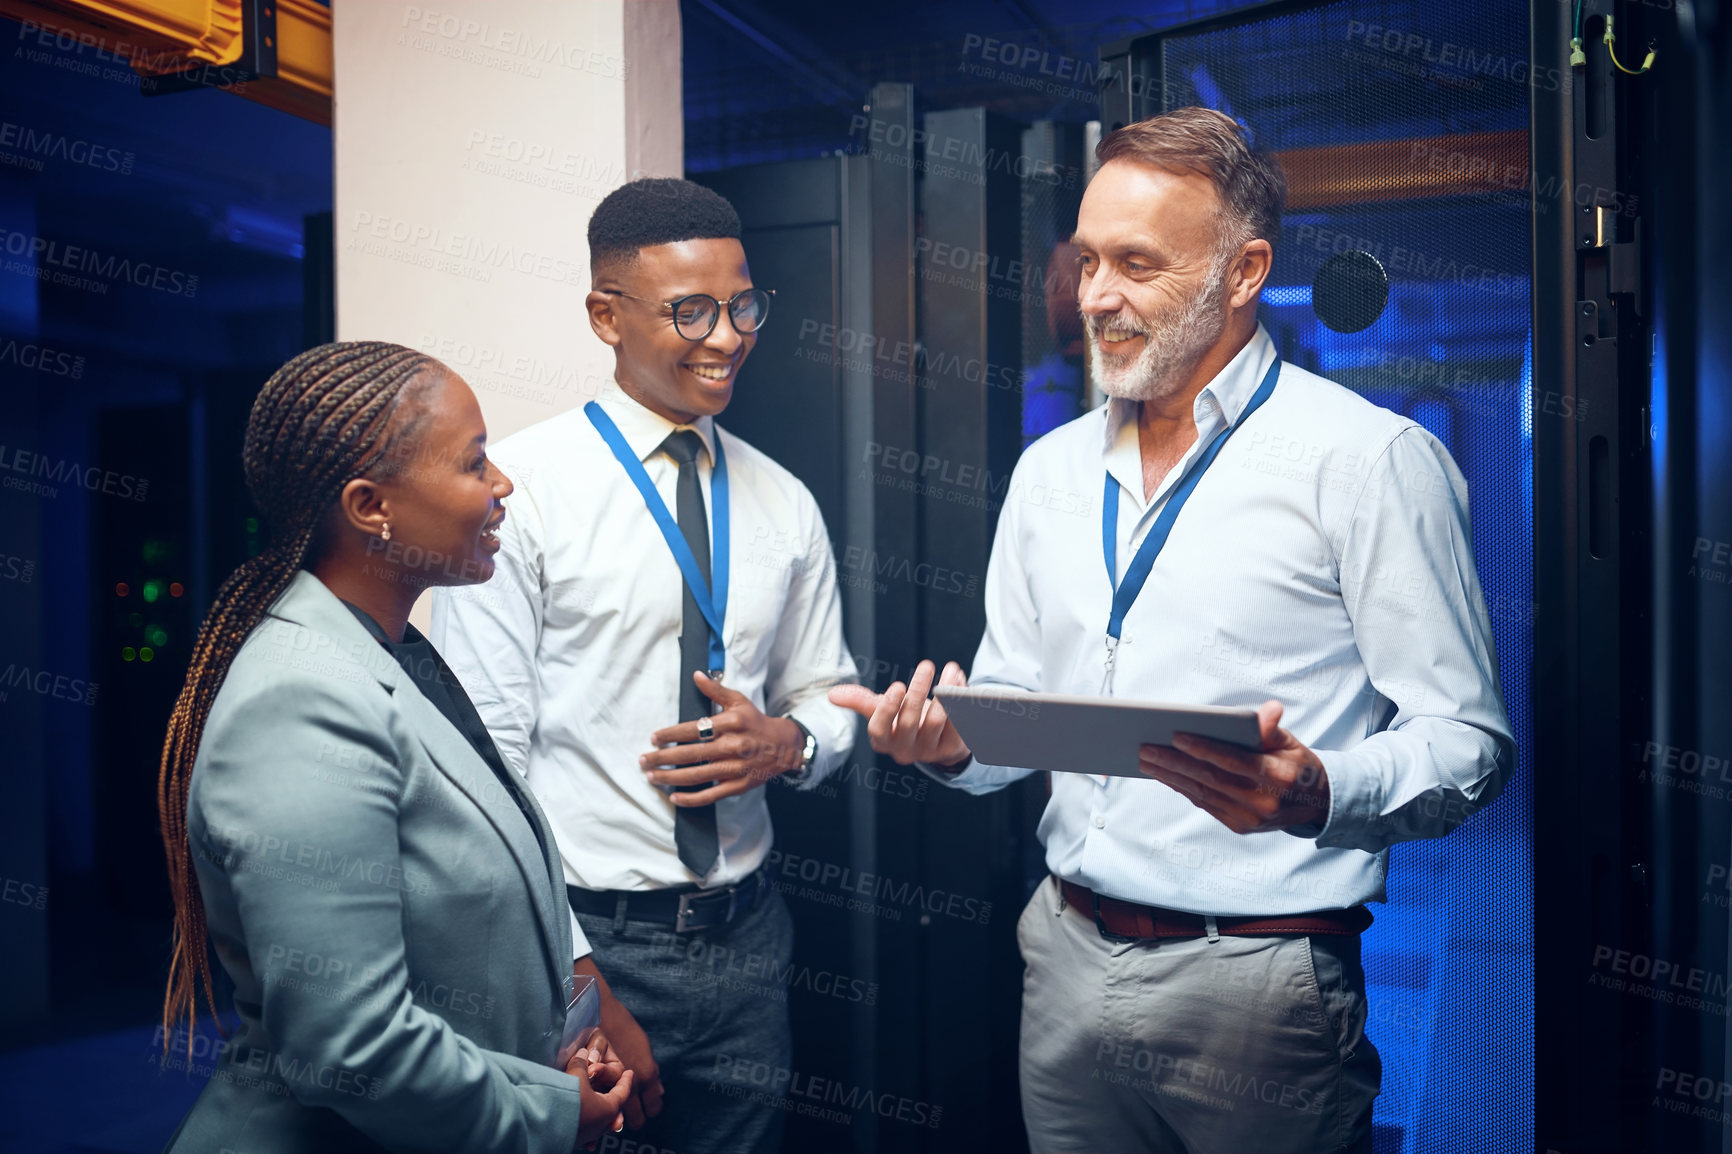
[1101,358,1280,677]
[584,401,729,674]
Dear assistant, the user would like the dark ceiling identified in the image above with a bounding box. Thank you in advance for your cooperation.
[681,0,1237,170]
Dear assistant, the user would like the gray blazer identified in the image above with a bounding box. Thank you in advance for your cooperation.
[165,570,583,1154]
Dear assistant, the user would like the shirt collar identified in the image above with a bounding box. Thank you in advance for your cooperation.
[1203,322,1279,426]
[1102,324,1278,452]
[1101,325,1278,508]
[595,378,718,466]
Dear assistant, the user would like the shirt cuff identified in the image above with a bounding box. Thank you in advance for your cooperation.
[783,698,853,790]
[916,756,976,785]
[1307,746,1379,849]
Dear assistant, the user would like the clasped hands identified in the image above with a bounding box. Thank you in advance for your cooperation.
[565,1032,632,1146]
[639,671,808,804]
[828,659,1332,834]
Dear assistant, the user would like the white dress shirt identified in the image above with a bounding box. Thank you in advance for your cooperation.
[430,381,858,955]
[940,324,1514,915]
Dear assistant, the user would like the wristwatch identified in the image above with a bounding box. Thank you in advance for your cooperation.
[784,716,818,783]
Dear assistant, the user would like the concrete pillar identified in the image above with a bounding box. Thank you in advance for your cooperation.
[332,0,679,626]
[332,0,682,442]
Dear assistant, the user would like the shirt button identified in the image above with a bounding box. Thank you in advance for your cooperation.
[1093,815,1106,829]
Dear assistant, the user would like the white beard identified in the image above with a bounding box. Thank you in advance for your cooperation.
[1086,253,1233,404]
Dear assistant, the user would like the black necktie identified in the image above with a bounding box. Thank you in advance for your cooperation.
[660,430,719,877]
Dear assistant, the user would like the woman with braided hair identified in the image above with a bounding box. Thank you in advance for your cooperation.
[158,341,632,1153]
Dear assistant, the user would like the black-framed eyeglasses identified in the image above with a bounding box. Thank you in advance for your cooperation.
[600,287,774,341]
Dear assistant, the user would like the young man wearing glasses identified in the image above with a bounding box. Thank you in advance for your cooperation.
[430,178,858,1154]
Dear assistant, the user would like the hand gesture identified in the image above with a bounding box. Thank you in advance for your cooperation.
[828,659,971,768]
[640,673,809,805]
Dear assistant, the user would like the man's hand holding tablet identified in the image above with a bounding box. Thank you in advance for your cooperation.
[1137,699,1333,835]
[832,661,1331,834]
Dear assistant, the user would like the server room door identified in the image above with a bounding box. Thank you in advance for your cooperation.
[692,156,875,1154]
[698,114,1035,1150]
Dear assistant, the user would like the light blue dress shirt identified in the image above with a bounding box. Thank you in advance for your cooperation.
[939,325,1514,915]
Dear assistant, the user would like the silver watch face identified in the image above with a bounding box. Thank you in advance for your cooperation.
[786,717,817,766]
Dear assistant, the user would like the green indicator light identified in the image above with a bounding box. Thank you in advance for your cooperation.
[122,647,136,662]
[139,647,155,662]
[244,516,259,533]
[149,627,168,646]
[142,539,171,564]
[142,580,161,603]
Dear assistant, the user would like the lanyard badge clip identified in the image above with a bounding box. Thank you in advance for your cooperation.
[1101,634,1119,694]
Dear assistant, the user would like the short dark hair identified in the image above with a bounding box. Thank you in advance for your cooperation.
[1096,107,1286,253]
[588,178,742,276]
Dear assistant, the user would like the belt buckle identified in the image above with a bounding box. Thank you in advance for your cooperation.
[675,883,739,934]
[675,891,700,933]
[1090,891,1137,944]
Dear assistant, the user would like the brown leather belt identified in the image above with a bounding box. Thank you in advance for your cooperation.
[1058,878,1372,940]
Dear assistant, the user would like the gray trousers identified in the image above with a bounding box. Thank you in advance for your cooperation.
[578,888,795,1154]
[1017,876,1381,1154]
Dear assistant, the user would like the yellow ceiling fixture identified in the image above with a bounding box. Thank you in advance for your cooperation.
[0,0,332,124]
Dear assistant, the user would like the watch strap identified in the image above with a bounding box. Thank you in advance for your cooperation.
[784,716,817,782]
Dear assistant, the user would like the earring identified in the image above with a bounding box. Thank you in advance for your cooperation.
[380,522,392,542]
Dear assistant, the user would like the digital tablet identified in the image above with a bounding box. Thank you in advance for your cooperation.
[932,685,1262,777]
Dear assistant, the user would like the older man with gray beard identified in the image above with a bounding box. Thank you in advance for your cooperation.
[832,107,1513,1153]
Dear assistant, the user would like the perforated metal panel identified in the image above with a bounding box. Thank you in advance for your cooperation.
[1017,122,1088,445]
[1150,4,1535,1152]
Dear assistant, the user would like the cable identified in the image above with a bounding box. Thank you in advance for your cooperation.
[1603,15,1657,75]
[1570,0,1586,67]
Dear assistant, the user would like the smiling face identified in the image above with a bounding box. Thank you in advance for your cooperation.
[363,368,513,588]
[586,238,757,424]
[1073,159,1239,405]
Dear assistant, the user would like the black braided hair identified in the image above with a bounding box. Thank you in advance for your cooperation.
[157,340,435,1059]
